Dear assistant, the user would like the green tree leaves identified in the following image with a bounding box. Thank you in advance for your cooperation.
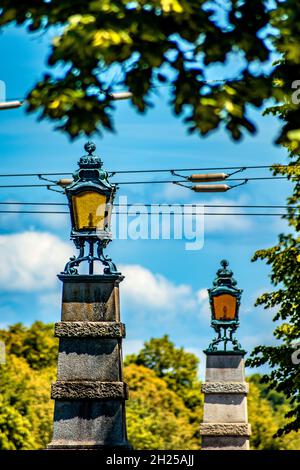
[0,0,274,139]
[124,364,198,449]
[247,157,300,435]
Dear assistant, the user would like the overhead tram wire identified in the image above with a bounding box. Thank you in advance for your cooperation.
[0,202,298,209]
[0,210,297,217]
[0,176,290,189]
[0,164,298,178]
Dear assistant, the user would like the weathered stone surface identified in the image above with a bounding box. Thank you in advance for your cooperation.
[48,400,129,448]
[202,382,249,394]
[200,423,251,436]
[57,338,121,381]
[205,354,245,382]
[55,321,126,338]
[48,275,130,449]
[51,381,128,400]
[59,276,122,322]
[201,436,249,450]
[203,394,248,423]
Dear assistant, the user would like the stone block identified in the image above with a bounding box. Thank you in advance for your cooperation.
[48,400,128,448]
[205,354,245,382]
[201,436,249,450]
[56,338,122,381]
[59,275,122,322]
[203,394,248,423]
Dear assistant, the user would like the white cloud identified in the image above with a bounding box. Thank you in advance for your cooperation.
[120,264,198,313]
[196,288,210,318]
[0,231,73,291]
[202,197,253,233]
[158,183,192,202]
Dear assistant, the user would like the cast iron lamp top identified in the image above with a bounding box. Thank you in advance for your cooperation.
[205,260,246,355]
[62,142,120,277]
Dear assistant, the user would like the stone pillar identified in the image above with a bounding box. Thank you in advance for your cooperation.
[200,352,251,450]
[47,274,130,449]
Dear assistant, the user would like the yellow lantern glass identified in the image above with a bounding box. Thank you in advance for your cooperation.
[72,191,107,231]
[213,294,237,321]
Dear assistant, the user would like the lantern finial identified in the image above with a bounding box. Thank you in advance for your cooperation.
[84,141,96,155]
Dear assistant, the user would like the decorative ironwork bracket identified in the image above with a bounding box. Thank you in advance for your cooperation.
[205,323,245,354]
[63,238,121,276]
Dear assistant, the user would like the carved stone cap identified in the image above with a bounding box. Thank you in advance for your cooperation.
[200,423,251,436]
[202,382,249,394]
[54,321,126,338]
[58,274,124,284]
[51,381,128,400]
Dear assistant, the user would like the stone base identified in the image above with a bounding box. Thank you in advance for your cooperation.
[49,400,129,449]
[47,275,130,450]
[200,353,251,451]
[201,436,249,450]
[47,442,132,450]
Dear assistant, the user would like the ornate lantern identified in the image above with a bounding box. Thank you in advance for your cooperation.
[62,141,119,276]
[205,260,245,353]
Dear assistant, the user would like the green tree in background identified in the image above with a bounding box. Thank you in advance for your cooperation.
[125,335,203,441]
[124,364,198,449]
[0,354,55,449]
[0,322,58,370]
[0,324,300,449]
[0,0,283,140]
[242,1,300,437]
[2,0,300,151]
[246,156,300,435]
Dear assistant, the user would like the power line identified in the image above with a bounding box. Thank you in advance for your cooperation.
[0,202,298,209]
[111,164,298,175]
[116,177,288,185]
[0,176,289,189]
[0,164,297,178]
[0,210,297,217]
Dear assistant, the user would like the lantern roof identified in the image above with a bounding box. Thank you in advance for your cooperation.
[213,259,237,288]
[67,141,114,192]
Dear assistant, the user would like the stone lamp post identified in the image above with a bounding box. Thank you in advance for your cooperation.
[48,142,130,449]
[200,260,251,450]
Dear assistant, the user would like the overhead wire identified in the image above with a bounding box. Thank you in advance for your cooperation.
[0,210,296,217]
[0,176,290,189]
[0,202,297,209]
[0,163,298,178]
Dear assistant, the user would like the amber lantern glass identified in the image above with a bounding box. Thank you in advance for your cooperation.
[212,294,237,321]
[72,191,107,231]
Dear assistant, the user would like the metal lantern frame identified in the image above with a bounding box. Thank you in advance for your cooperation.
[63,142,120,276]
[205,260,245,354]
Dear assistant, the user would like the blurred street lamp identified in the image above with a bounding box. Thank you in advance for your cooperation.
[205,259,245,353]
[62,141,119,276]
[0,100,23,110]
[0,91,132,112]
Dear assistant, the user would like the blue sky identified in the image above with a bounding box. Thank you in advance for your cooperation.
[0,25,293,377]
